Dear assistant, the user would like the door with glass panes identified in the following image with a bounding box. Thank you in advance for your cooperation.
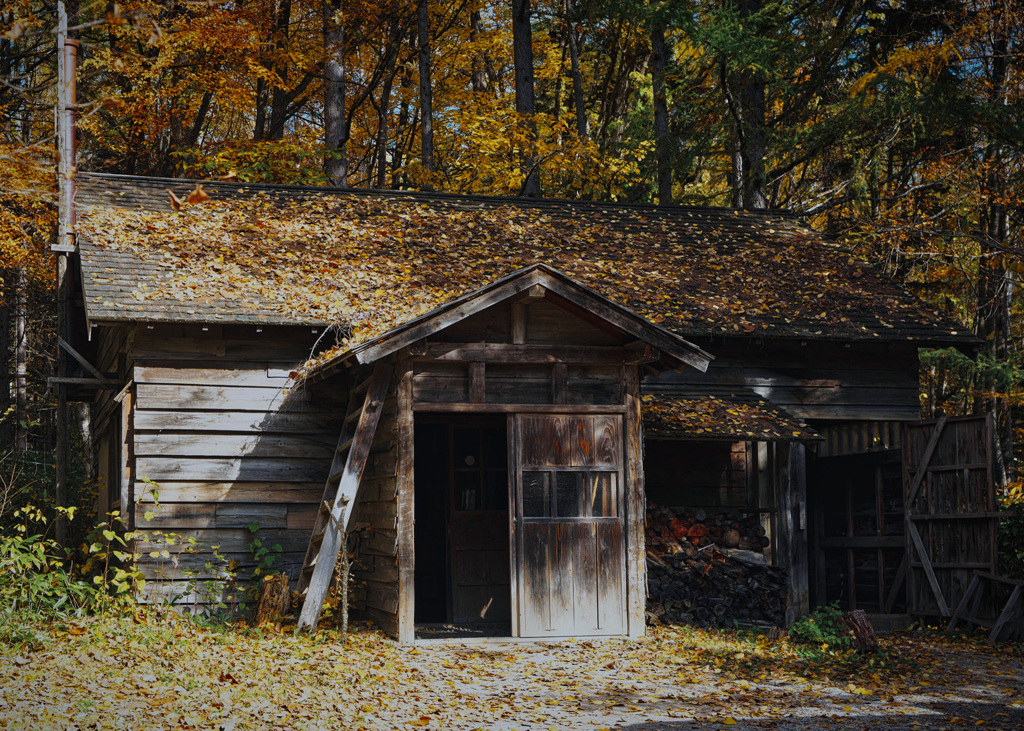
[513,414,626,636]
[449,424,511,624]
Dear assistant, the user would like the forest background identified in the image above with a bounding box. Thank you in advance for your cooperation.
[1,0,1023,572]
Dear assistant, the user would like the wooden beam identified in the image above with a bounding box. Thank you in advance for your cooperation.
[469,362,485,404]
[906,520,950,616]
[296,362,393,632]
[417,343,658,365]
[623,365,645,638]
[47,376,119,388]
[988,586,1022,644]
[58,336,110,381]
[883,553,908,614]
[414,403,628,414]
[552,363,567,404]
[396,355,416,644]
[905,417,947,509]
[946,572,983,632]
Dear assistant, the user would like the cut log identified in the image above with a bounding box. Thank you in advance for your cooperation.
[840,609,878,651]
[251,573,291,626]
[644,502,787,629]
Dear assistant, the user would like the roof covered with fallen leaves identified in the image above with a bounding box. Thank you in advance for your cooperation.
[75,173,974,348]
[641,391,823,442]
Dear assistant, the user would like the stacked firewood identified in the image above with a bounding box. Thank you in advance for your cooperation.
[645,503,787,629]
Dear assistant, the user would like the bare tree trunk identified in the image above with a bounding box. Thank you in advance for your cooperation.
[511,0,539,196]
[418,0,434,186]
[15,266,26,452]
[976,24,1012,486]
[0,284,8,448]
[565,2,587,138]
[324,0,348,187]
[651,22,671,205]
[729,0,768,209]
[470,9,492,93]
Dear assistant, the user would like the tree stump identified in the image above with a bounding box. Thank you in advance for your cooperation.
[840,609,878,651]
[251,574,291,626]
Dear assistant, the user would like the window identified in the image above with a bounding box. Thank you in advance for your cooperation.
[452,427,508,512]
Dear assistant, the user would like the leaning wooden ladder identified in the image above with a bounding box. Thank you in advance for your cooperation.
[295,362,392,632]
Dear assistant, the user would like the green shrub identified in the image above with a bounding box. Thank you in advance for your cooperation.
[787,603,853,650]
[0,505,90,615]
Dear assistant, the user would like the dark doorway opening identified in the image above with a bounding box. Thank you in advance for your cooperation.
[808,451,907,613]
[414,416,511,638]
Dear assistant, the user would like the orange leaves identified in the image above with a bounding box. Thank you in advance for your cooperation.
[187,184,210,205]
[79,177,962,367]
[168,185,211,211]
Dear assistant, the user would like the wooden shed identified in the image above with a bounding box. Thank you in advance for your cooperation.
[64,172,986,639]
[293,264,711,639]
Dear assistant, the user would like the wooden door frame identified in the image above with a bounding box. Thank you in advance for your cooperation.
[511,411,630,638]
[413,403,640,639]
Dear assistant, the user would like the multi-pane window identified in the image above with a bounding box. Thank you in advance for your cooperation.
[452,426,508,511]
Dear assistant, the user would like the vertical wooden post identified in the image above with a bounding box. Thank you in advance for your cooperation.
[623,365,645,637]
[396,355,416,643]
[53,3,78,547]
[789,443,810,619]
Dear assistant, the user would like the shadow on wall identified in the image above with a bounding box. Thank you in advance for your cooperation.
[131,368,347,609]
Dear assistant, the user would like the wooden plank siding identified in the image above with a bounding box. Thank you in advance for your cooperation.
[127,324,338,606]
[650,340,922,421]
[347,368,403,637]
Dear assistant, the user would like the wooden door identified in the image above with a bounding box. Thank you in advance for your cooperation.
[513,414,626,637]
[449,425,511,623]
[903,415,996,617]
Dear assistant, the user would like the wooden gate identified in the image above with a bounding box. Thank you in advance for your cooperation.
[512,414,626,637]
[903,415,997,617]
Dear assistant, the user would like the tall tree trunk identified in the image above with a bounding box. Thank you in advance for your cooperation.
[975,21,1012,486]
[470,9,492,93]
[0,275,9,449]
[418,0,434,186]
[651,22,671,205]
[323,0,348,187]
[565,2,587,138]
[375,22,401,189]
[15,266,26,452]
[392,46,413,187]
[511,0,539,196]
[729,0,768,209]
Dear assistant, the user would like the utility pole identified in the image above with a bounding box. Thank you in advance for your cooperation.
[54,1,78,548]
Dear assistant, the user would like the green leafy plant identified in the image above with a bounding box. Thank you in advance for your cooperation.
[0,504,90,614]
[246,523,283,579]
[787,603,854,651]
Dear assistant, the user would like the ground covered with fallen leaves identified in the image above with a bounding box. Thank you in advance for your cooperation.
[2,614,1022,730]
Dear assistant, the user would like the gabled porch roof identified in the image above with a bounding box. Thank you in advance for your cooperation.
[306,264,714,380]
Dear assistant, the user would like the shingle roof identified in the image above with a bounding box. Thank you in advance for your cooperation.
[74,172,975,347]
[641,390,822,442]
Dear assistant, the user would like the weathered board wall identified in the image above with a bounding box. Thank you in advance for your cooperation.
[92,324,133,519]
[903,416,997,618]
[346,368,402,637]
[123,323,340,605]
[651,340,922,421]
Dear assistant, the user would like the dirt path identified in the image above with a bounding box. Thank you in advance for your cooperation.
[2,619,1022,730]
[374,636,1024,730]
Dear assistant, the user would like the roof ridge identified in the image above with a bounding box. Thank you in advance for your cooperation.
[77,171,803,219]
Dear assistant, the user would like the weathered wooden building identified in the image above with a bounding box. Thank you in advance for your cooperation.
[65,173,987,639]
